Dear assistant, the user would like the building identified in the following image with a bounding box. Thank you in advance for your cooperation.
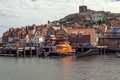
[91,12,104,22]
[26,24,37,34]
[67,28,97,46]
[56,26,68,40]
[98,28,120,50]
[45,35,56,46]
[56,27,97,46]
[109,20,120,27]
[98,24,108,33]
[45,26,60,46]
[46,26,60,36]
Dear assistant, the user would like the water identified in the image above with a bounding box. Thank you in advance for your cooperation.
[0,55,120,80]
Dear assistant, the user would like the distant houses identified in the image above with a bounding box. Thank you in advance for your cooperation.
[98,28,120,50]
[1,20,120,50]
[1,22,98,47]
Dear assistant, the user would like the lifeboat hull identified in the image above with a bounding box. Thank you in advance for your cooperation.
[47,52,75,57]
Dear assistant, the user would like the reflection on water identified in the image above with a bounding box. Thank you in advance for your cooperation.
[0,55,120,80]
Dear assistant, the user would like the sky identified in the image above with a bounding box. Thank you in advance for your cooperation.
[0,0,120,37]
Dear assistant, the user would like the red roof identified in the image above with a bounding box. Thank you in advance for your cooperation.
[66,28,95,35]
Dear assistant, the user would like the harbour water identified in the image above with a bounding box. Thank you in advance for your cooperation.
[0,55,120,80]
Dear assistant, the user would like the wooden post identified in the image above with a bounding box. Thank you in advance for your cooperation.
[100,48,103,54]
[100,48,101,55]
[30,46,32,57]
[96,47,99,55]
[98,48,100,55]
[2,46,5,54]
[76,47,78,57]
[104,48,106,55]
[39,46,42,57]
[1,46,3,54]
[23,45,26,57]
[38,45,40,57]
[35,46,37,57]
[9,47,11,54]
[16,47,19,57]
[81,47,83,52]
[76,47,80,57]
[36,46,39,57]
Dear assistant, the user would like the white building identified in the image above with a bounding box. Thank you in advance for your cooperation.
[32,35,39,45]
[8,37,13,43]
[91,13,104,22]
[19,38,26,46]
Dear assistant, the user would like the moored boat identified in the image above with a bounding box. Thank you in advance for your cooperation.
[116,51,120,57]
[48,40,74,57]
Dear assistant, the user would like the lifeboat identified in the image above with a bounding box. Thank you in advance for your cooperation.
[55,41,72,53]
[48,40,73,57]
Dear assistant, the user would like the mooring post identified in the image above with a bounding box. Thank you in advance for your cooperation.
[30,45,32,57]
[16,46,19,57]
[9,47,11,54]
[81,47,83,52]
[99,48,101,55]
[38,45,40,57]
[101,48,103,55]
[23,45,26,57]
[35,46,37,57]
[104,48,106,55]
[2,46,5,54]
[96,47,99,54]
[36,46,39,57]
[98,48,100,55]
[1,46,3,54]
[76,46,79,57]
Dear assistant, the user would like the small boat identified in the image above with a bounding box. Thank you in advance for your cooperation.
[116,51,120,57]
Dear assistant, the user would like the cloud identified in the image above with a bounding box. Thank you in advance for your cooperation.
[0,0,120,37]
[111,0,120,2]
[0,26,10,37]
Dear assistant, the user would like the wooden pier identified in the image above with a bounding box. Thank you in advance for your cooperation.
[76,46,99,57]
[0,44,57,57]
[0,43,113,58]
[0,45,44,57]
[75,46,109,57]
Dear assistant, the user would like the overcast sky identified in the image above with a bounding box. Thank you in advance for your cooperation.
[0,0,120,37]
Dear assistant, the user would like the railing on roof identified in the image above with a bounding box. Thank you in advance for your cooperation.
[98,32,120,38]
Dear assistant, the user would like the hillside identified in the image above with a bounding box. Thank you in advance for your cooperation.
[111,13,120,17]
[53,13,91,26]
[54,11,120,27]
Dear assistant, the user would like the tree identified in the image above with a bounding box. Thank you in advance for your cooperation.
[97,18,108,24]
